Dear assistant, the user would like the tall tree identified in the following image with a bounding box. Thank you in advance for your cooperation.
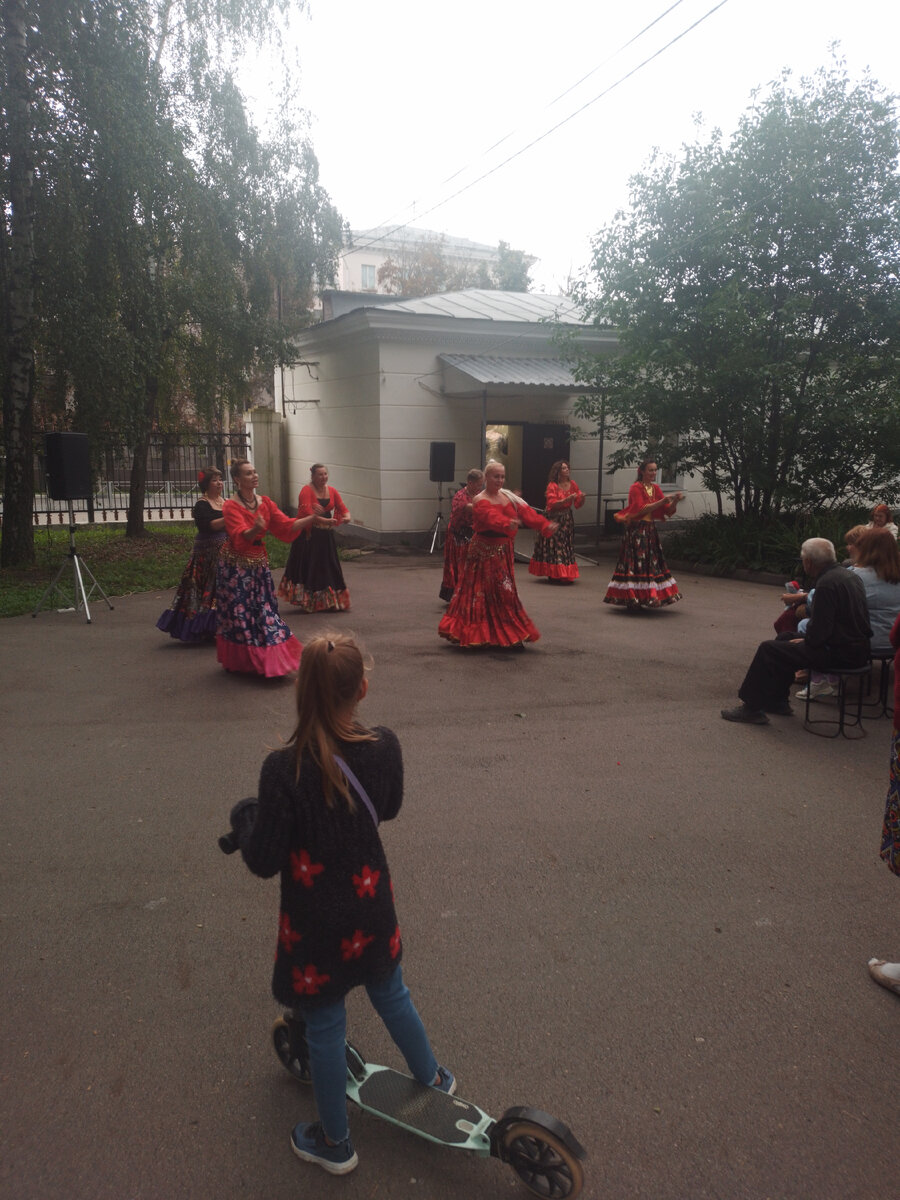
[2,0,341,559]
[569,62,900,517]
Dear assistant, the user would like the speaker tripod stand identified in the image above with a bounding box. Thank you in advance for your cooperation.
[32,502,114,624]
[428,481,450,554]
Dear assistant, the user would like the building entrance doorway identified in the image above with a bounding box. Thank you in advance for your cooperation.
[484,422,571,509]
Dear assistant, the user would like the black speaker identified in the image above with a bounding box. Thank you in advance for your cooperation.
[45,433,92,501]
[429,441,455,483]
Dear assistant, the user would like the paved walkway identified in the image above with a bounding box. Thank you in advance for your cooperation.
[1,553,896,1199]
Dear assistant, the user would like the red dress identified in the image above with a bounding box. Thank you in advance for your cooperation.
[528,480,585,580]
[216,496,304,676]
[438,496,554,647]
[604,482,681,608]
[440,486,476,601]
[278,484,350,612]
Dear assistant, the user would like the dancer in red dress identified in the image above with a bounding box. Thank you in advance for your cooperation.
[439,462,558,648]
[528,460,585,583]
[604,460,683,610]
[216,459,315,676]
[439,468,484,601]
[279,464,352,612]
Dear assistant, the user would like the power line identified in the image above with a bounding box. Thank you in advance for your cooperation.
[343,0,731,265]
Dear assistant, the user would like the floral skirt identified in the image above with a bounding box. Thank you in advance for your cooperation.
[440,527,473,601]
[278,528,350,613]
[438,536,541,647]
[529,507,578,581]
[604,521,681,608]
[156,531,225,641]
[215,549,302,676]
[881,727,900,876]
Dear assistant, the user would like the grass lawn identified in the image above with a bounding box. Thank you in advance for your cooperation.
[0,523,291,618]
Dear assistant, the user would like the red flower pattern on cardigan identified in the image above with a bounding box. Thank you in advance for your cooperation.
[292,964,331,996]
[278,912,302,954]
[389,925,402,958]
[341,929,376,961]
[353,865,380,897]
[291,848,325,888]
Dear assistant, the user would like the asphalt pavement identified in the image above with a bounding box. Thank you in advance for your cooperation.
[1,550,896,1200]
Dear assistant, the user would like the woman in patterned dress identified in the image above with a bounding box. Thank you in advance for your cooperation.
[604,460,684,611]
[156,466,226,641]
[279,464,352,612]
[867,609,900,998]
[528,460,585,584]
[216,459,315,676]
[439,462,558,648]
[439,468,484,601]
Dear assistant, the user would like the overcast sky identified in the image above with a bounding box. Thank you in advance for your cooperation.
[244,0,900,294]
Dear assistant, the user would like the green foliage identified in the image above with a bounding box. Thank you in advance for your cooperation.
[376,234,533,297]
[569,60,900,518]
[662,510,870,575]
[2,0,343,559]
[0,520,296,617]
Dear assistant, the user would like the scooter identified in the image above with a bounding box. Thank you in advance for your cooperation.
[220,828,587,1198]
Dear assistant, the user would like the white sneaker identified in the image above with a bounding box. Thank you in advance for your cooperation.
[796,681,835,700]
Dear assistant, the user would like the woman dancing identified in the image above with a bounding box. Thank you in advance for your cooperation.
[279,464,352,613]
[528,460,585,584]
[439,462,558,648]
[216,459,315,677]
[439,468,484,602]
[156,466,226,641]
[604,460,683,611]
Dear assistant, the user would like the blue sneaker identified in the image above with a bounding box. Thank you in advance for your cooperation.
[290,1122,358,1175]
[433,1066,457,1095]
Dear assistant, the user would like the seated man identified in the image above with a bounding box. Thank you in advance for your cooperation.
[722,538,872,725]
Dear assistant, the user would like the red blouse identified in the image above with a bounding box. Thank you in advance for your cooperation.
[222,495,300,562]
[545,480,585,512]
[615,481,676,525]
[473,496,554,540]
[296,484,350,523]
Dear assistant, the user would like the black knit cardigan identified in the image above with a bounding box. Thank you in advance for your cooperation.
[241,727,404,1009]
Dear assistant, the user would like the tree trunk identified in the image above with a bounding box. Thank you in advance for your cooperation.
[125,377,159,537]
[1,0,36,568]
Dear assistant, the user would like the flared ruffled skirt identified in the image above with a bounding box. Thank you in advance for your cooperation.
[216,552,302,676]
[529,507,578,580]
[604,522,681,608]
[278,528,350,613]
[439,537,541,647]
[156,531,225,642]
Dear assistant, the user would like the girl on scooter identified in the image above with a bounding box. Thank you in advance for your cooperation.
[230,633,454,1175]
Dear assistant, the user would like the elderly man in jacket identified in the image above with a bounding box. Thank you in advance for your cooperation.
[721,538,872,726]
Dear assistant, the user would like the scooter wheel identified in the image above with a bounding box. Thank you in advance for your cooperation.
[499,1121,584,1199]
[272,1017,311,1083]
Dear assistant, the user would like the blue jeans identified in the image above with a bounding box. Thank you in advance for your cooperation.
[298,965,438,1142]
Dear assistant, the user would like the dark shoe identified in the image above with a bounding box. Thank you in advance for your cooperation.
[762,701,793,716]
[721,704,769,725]
[290,1122,358,1175]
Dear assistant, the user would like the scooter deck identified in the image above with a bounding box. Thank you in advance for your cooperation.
[352,1066,493,1149]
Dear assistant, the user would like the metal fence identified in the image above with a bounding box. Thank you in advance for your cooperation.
[9,431,250,525]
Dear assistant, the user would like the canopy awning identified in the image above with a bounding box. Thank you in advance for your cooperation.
[438,353,582,393]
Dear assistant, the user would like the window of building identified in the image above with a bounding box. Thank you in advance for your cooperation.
[361,264,376,291]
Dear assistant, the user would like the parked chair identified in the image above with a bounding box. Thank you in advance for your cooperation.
[803,663,871,739]
[863,648,894,720]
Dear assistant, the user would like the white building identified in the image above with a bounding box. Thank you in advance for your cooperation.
[336,227,515,294]
[260,290,715,545]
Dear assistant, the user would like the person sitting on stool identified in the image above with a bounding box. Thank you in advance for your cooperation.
[721,537,872,726]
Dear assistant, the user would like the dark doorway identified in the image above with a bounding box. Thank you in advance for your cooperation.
[521,424,570,509]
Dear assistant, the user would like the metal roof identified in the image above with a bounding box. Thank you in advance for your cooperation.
[439,353,583,388]
[371,289,588,324]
